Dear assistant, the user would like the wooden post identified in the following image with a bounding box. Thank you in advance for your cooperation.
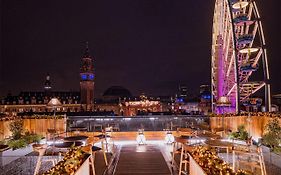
[232,150,235,171]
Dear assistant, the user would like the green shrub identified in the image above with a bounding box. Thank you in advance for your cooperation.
[0,140,6,145]
[274,146,281,154]
[237,125,248,140]
[23,134,42,143]
[9,120,24,140]
[6,133,43,150]
[229,132,239,139]
[262,118,281,152]
[6,129,43,150]
[229,125,248,141]
[7,139,27,150]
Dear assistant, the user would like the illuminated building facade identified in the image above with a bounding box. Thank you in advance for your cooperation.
[173,85,211,115]
[122,95,162,116]
[199,85,211,114]
[0,85,169,116]
[178,85,188,99]
[0,91,81,114]
[94,87,168,116]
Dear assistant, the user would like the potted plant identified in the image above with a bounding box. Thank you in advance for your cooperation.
[1,119,43,166]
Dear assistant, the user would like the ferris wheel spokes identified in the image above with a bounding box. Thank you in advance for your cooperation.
[211,0,271,114]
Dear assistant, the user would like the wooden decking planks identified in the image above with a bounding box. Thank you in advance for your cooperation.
[114,145,171,175]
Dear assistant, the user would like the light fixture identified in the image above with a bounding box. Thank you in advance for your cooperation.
[104,127,112,143]
[216,96,231,107]
[136,129,146,145]
[232,1,249,9]
[47,98,62,107]
[239,47,259,54]
[164,130,175,144]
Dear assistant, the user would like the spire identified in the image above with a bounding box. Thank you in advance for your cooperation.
[46,73,50,81]
[83,41,91,58]
[44,73,52,91]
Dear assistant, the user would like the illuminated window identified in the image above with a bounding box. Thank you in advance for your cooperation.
[89,74,94,80]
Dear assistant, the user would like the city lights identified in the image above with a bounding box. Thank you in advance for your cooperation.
[0,0,279,175]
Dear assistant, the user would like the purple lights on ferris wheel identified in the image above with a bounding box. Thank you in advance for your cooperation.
[211,0,271,114]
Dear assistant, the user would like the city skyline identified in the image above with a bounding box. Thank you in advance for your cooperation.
[0,0,280,98]
[0,1,281,174]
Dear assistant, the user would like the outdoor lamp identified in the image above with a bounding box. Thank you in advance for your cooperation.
[165,130,175,144]
[136,129,146,145]
[104,127,112,142]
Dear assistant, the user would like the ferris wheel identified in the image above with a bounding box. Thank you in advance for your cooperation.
[211,0,271,114]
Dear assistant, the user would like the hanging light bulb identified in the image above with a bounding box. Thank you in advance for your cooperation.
[232,0,249,10]
[239,47,259,54]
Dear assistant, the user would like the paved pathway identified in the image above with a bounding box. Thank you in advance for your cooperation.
[114,144,171,175]
[0,151,111,175]
[0,155,56,175]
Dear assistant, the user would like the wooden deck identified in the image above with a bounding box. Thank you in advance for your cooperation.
[114,145,171,175]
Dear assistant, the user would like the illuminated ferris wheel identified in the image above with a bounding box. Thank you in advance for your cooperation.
[211,0,271,114]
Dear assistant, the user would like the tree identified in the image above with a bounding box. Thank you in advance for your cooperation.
[9,119,24,140]
[263,118,281,152]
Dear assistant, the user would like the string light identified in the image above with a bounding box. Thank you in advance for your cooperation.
[191,146,250,175]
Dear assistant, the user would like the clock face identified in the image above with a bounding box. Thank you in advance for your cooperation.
[81,74,87,80]
[81,74,94,80]
[89,74,94,80]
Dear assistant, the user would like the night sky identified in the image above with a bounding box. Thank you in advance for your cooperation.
[0,0,280,98]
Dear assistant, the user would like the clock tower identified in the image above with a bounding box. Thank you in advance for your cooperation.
[80,42,95,111]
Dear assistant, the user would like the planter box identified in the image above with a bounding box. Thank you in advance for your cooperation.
[0,143,33,166]
[44,154,91,175]
[261,146,281,169]
[0,145,9,152]
[189,155,207,175]
[74,154,90,175]
[225,138,247,145]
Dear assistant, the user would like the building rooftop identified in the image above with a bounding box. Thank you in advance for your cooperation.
[103,86,132,99]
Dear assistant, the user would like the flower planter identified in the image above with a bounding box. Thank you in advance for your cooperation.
[43,147,90,175]
[189,155,207,175]
[74,154,90,175]
[0,143,33,166]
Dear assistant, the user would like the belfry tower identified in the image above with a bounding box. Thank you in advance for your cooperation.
[80,42,95,111]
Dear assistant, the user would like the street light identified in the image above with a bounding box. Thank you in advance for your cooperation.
[47,98,62,132]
